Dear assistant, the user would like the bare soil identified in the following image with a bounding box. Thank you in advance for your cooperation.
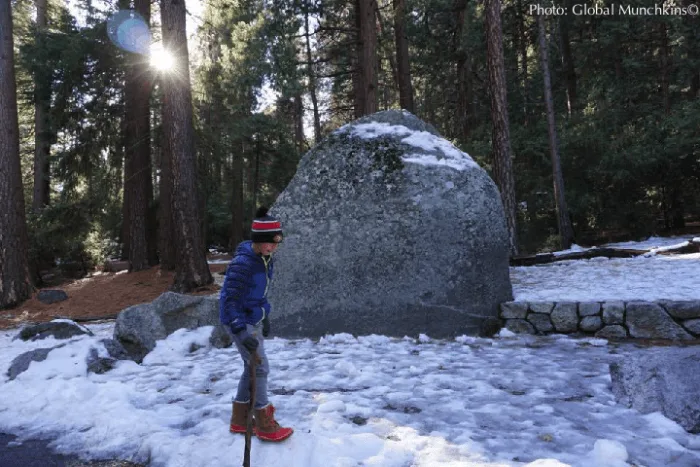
[0,256,230,330]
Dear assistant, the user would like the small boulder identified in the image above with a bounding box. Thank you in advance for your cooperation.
[85,340,130,375]
[610,346,700,433]
[17,320,93,341]
[114,292,219,362]
[37,289,68,304]
[7,346,64,380]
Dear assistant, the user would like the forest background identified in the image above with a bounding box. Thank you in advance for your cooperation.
[0,0,698,307]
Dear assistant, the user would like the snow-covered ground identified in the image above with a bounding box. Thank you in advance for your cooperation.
[511,235,700,302]
[1,325,699,467]
[2,235,700,466]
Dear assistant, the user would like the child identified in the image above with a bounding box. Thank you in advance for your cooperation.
[219,207,293,442]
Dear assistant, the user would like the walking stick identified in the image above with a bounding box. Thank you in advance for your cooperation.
[243,350,257,467]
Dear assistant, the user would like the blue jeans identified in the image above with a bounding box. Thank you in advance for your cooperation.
[228,324,269,409]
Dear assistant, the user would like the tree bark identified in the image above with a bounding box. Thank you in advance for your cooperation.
[453,0,470,138]
[228,151,244,251]
[352,0,365,118]
[515,0,529,125]
[125,0,155,271]
[304,9,321,143]
[357,0,378,116]
[160,0,212,291]
[484,0,519,256]
[558,1,576,115]
[158,105,176,270]
[293,93,305,152]
[0,0,33,308]
[537,14,574,250]
[393,0,414,112]
[659,22,671,114]
[32,0,50,211]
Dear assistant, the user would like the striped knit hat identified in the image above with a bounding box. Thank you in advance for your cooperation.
[251,207,283,244]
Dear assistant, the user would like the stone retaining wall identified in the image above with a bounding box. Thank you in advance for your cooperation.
[500,300,700,340]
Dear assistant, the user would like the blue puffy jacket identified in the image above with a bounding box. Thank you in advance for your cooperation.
[219,241,274,333]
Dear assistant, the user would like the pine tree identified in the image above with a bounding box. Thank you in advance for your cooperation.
[484,0,518,256]
[160,0,212,291]
[1,0,33,308]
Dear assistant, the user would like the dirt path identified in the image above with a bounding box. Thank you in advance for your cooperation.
[0,261,229,330]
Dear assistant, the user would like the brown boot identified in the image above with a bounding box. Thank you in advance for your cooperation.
[254,404,293,442]
[229,401,249,434]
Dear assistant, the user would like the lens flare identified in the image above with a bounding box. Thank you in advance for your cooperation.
[106,10,151,55]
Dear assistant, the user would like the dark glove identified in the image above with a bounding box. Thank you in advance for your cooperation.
[262,317,271,338]
[241,334,259,352]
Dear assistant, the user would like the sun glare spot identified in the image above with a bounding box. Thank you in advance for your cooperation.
[150,45,175,71]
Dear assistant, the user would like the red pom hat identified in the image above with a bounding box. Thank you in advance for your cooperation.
[251,207,283,244]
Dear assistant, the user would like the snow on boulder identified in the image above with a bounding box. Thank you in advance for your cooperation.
[268,110,513,338]
[113,292,224,362]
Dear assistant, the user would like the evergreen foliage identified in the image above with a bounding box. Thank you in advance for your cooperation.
[9,0,700,273]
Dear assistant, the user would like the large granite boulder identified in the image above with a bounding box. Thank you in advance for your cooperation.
[610,346,700,433]
[267,110,513,338]
[114,292,222,362]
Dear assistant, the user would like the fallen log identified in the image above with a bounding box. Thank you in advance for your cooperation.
[510,239,699,266]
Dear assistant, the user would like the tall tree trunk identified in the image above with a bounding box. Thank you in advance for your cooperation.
[659,22,671,114]
[293,92,305,152]
[515,0,529,125]
[120,114,131,259]
[558,1,576,115]
[393,0,414,112]
[32,0,50,211]
[0,0,33,308]
[353,0,365,118]
[158,105,176,270]
[304,9,321,142]
[160,0,212,291]
[252,137,260,215]
[453,0,470,138]
[125,0,154,271]
[228,151,244,251]
[358,0,378,115]
[537,14,573,250]
[484,0,519,256]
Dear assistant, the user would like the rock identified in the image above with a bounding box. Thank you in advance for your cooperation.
[659,301,700,320]
[681,319,700,336]
[37,289,68,304]
[17,320,93,341]
[578,302,601,317]
[209,324,233,348]
[267,110,513,338]
[602,302,624,325]
[102,338,130,360]
[86,348,116,375]
[114,292,219,362]
[7,346,63,380]
[85,340,131,374]
[527,313,553,333]
[626,301,694,340]
[580,316,602,333]
[529,302,554,314]
[551,302,578,333]
[595,325,628,339]
[501,302,528,319]
[610,347,700,433]
[505,319,536,334]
